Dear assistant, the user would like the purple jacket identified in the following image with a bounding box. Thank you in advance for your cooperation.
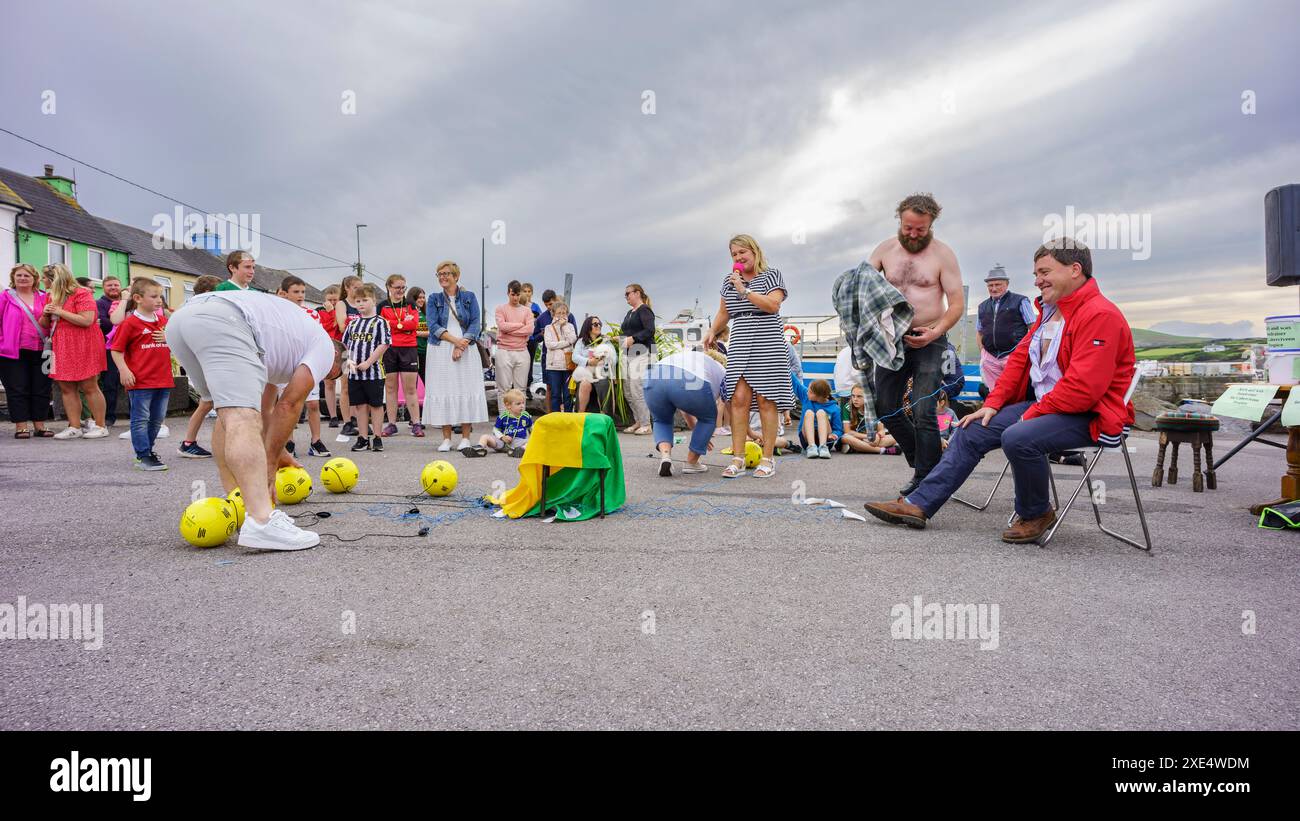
[0,289,50,360]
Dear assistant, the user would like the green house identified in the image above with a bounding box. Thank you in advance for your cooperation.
[0,164,129,294]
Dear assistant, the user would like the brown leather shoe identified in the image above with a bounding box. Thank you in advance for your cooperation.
[1001,510,1057,543]
[863,499,927,529]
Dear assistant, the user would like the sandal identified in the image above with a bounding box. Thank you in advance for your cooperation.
[34,428,54,437]
[14,430,31,439]
[753,457,776,478]
[721,457,746,479]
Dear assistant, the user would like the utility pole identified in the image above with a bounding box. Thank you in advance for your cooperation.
[355,224,367,279]
[480,237,487,329]
[563,273,573,312]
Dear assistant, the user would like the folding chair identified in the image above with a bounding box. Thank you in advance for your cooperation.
[950,371,1152,550]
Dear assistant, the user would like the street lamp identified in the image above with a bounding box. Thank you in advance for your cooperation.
[355,224,367,278]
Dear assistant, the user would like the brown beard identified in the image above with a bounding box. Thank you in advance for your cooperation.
[898,229,932,254]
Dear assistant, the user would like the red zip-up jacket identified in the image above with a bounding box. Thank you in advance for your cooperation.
[984,277,1136,444]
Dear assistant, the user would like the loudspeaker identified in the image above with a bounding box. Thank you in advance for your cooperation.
[1265,183,1300,287]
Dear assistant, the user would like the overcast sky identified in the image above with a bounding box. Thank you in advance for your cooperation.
[3,0,1297,334]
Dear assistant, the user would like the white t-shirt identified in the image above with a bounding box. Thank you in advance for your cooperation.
[834,346,866,396]
[656,350,727,398]
[192,291,335,385]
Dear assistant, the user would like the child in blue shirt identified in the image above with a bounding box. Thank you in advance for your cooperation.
[477,388,533,457]
[796,377,843,459]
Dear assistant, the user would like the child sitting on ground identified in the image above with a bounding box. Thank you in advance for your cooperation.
[796,378,842,459]
[477,388,533,457]
[936,393,958,449]
[838,384,899,454]
[109,278,174,471]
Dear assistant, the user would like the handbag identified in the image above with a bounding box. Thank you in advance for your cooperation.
[548,324,577,371]
[446,295,490,368]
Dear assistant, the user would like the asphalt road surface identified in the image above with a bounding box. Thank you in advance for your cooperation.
[1,419,1296,730]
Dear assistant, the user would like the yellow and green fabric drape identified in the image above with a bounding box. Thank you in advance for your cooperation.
[490,412,626,520]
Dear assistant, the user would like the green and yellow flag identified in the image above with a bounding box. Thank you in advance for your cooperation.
[490,412,626,521]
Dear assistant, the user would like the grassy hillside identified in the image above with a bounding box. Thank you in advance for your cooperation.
[1130,327,1208,348]
[1130,327,1266,362]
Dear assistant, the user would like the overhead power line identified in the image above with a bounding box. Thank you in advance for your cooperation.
[0,126,382,280]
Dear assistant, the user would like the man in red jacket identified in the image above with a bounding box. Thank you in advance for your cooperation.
[863,238,1136,543]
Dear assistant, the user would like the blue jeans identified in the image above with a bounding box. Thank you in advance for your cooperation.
[906,400,1097,521]
[643,365,718,455]
[545,369,572,412]
[129,388,170,458]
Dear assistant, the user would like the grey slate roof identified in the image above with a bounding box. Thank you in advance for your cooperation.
[96,217,210,276]
[0,180,32,211]
[0,166,127,253]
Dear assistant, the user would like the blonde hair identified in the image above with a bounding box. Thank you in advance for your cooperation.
[45,263,78,307]
[625,283,651,309]
[436,261,461,279]
[502,388,526,405]
[9,263,38,289]
[728,234,768,274]
[385,274,406,289]
[848,384,868,430]
[128,276,161,302]
[704,348,727,367]
[322,284,341,298]
[550,300,569,316]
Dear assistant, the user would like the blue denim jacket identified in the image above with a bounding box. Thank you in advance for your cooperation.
[427,288,482,345]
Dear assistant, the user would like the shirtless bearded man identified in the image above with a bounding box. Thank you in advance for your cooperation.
[869,193,964,497]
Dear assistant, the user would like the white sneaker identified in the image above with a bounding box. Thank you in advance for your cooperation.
[83,426,109,439]
[237,509,320,551]
[118,430,132,439]
[157,424,170,438]
[456,438,471,450]
[206,409,218,419]
[437,439,452,452]
[53,426,83,440]
[715,426,731,436]
[86,420,101,431]
[682,462,708,474]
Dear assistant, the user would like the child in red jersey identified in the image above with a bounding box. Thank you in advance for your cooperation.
[110,278,174,471]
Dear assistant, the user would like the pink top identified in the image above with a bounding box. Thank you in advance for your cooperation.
[0,289,50,359]
[494,302,534,351]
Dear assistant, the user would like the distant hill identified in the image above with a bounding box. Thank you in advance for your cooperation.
[1130,327,1207,347]
[1149,319,1257,338]
[1130,326,1266,363]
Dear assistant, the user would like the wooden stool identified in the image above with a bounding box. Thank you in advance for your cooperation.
[1152,412,1220,492]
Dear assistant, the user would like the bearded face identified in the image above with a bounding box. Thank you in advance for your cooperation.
[898,227,932,254]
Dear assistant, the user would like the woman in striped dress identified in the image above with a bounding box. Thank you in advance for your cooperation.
[703,234,793,478]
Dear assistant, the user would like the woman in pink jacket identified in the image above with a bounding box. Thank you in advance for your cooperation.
[0,264,55,437]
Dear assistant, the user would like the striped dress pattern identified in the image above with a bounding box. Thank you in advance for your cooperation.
[721,268,794,411]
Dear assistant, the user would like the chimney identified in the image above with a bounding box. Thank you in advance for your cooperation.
[36,164,76,200]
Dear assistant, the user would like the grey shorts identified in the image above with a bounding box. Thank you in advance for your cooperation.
[167,298,267,409]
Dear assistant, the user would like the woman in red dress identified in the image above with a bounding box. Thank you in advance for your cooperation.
[40,263,109,439]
